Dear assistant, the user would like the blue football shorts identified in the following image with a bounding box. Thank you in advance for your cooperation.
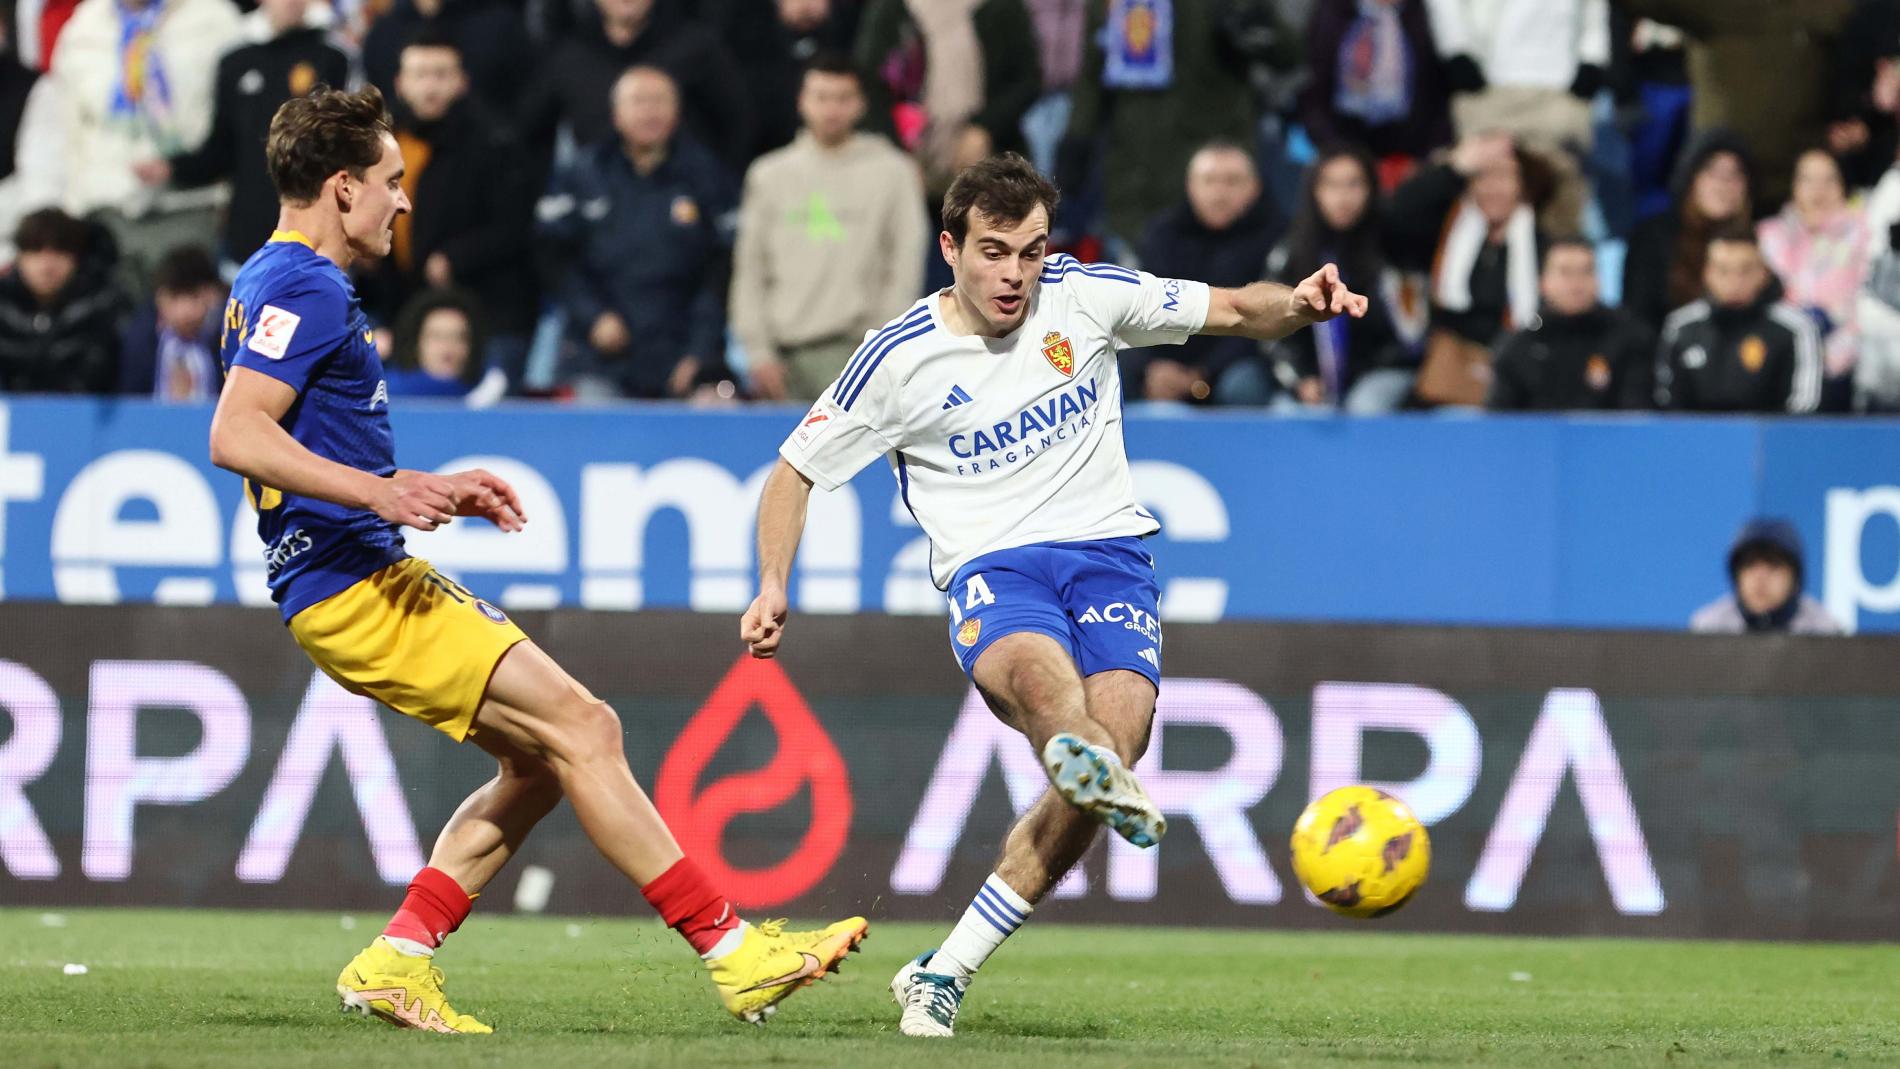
[944,536,1163,688]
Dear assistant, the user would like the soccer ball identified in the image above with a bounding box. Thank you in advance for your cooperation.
[1290,786,1430,919]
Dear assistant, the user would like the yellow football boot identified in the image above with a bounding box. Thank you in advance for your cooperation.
[335,937,493,1034]
[706,917,869,1024]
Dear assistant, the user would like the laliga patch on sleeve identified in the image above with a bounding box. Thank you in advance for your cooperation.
[791,402,837,451]
[247,305,302,360]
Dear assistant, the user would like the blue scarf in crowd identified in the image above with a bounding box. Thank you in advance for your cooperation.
[1101,0,1172,90]
[108,0,173,139]
[1335,0,1410,126]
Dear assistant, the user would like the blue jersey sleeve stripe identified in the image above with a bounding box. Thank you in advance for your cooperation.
[835,311,927,407]
[834,309,925,401]
[834,308,929,402]
[833,311,917,402]
[1040,262,1139,285]
[840,321,933,410]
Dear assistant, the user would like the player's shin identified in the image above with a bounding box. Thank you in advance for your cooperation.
[640,856,746,958]
[381,866,473,957]
[929,873,1034,978]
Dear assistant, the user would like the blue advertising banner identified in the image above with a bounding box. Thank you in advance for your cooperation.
[0,398,1895,631]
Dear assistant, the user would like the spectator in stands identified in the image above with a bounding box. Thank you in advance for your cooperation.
[132,0,348,268]
[1618,0,1854,211]
[855,0,1040,195]
[1121,140,1280,405]
[1823,0,1900,189]
[1386,131,1551,406]
[1856,38,1900,410]
[35,0,243,297]
[1691,518,1842,635]
[16,0,82,74]
[1300,0,1452,174]
[728,0,861,162]
[1057,0,1296,249]
[1270,147,1415,413]
[118,243,220,400]
[539,66,737,400]
[1489,238,1654,410]
[1021,0,1085,173]
[384,289,484,399]
[1758,148,1869,400]
[357,32,539,386]
[0,208,125,393]
[1622,130,1753,333]
[1425,0,1607,234]
[730,54,925,401]
[519,0,753,173]
[1622,16,1692,225]
[362,0,530,119]
[0,18,40,268]
[1656,224,1822,414]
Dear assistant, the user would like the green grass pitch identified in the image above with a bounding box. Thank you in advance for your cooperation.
[0,908,1893,1067]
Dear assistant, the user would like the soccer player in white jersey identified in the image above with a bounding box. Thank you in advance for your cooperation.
[740,153,1367,1037]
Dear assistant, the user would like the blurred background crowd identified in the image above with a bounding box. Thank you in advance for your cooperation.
[0,0,1889,416]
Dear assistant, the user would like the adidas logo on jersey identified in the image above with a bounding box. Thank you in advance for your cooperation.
[1137,647,1159,669]
[941,385,973,410]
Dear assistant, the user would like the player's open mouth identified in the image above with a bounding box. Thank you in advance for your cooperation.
[993,295,1023,315]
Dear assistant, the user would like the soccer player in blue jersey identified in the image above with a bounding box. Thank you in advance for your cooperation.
[209,85,865,1033]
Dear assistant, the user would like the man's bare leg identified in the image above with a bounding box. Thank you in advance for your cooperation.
[895,647,1160,1036]
[377,639,867,1025]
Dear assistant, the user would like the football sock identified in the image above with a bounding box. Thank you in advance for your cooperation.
[382,866,473,956]
[930,873,1033,978]
[640,857,745,960]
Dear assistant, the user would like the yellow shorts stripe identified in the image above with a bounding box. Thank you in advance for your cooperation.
[288,557,527,741]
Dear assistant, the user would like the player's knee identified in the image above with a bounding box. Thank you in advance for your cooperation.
[544,697,624,764]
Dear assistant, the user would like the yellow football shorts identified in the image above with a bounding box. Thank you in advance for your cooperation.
[288,557,528,742]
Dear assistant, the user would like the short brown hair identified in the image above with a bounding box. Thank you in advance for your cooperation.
[1705,218,1759,252]
[14,208,89,255]
[942,152,1060,246]
[266,85,394,205]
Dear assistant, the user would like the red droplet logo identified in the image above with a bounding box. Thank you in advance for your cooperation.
[656,656,853,908]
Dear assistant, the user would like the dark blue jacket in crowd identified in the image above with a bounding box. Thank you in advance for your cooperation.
[539,134,737,398]
[1121,195,1283,401]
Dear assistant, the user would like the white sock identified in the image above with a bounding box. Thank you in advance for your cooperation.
[701,921,747,961]
[929,873,1032,979]
[382,936,434,958]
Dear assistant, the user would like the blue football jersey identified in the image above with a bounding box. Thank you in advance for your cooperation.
[220,230,406,619]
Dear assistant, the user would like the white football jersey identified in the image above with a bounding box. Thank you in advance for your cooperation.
[779,254,1211,588]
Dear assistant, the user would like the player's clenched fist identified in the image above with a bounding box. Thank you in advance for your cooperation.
[446,468,528,532]
[372,469,459,531]
[740,587,790,658]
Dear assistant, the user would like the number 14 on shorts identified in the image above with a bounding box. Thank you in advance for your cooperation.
[946,574,997,624]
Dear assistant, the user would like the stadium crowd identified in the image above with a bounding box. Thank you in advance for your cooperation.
[0,0,1891,415]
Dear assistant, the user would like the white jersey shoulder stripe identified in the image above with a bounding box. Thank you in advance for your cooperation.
[838,311,936,410]
[834,305,931,407]
[1040,254,1139,285]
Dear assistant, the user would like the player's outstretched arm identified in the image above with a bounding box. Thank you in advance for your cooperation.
[210,366,460,531]
[1200,263,1369,341]
[741,458,814,658]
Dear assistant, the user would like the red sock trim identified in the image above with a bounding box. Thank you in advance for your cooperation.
[382,867,474,949]
[640,857,742,955]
